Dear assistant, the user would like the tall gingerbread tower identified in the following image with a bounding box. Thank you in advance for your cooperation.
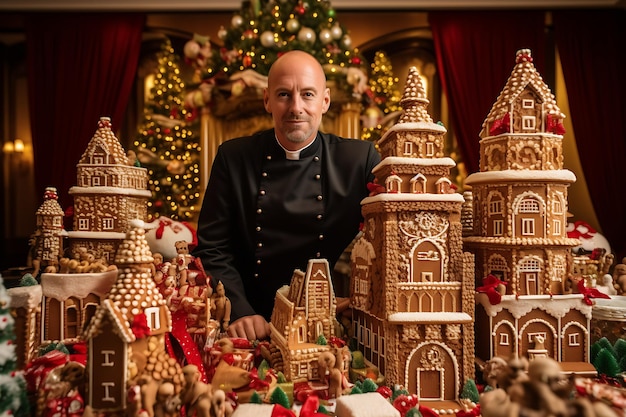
[67,117,151,263]
[32,187,65,272]
[350,67,475,404]
[463,49,593,370]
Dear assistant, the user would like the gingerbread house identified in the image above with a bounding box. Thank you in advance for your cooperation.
[67,117,151,263]
[350,67,475,404]
[268,258,338,382]
[462,49,594,370]
[83,220,183,413]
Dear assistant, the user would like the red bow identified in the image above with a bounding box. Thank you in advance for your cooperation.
[131,313,151,339]
[476,274,507,305]
[546,114,566,135]
[577,279,610,305]
[489,113,510,136]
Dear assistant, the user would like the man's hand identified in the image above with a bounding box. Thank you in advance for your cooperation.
[227,314,271,341]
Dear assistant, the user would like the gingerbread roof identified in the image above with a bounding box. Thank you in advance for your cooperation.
[78,116,129,166]
[113,220,154,265]
[84,220,169,342]
[481,49,565,135]
[35,187,64,217]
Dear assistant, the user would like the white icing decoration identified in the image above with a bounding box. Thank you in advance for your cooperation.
[68,185,152,198]
[362,193,465,205]
[465,169,576,185]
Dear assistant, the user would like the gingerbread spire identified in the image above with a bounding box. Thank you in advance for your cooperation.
[398,66,432,124]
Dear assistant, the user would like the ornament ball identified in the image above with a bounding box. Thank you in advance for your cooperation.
[260,31,275,48]
[231,14,244,28]
[286,18,300,33]
[298,27,316,44]
[319,28,332,44]
[330,23,342,40]
[217,26,227,40]
[341,34,352,48]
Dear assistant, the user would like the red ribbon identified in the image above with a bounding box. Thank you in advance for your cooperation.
[298,396,328,417]
[577,279,611,305]
[270,404,296,417]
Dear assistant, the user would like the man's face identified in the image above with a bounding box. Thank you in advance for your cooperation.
[264,53,330,149]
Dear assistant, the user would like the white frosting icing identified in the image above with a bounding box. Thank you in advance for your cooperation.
[384,121,447,135]
[372,156,457,171]
[362,193,465,205]
[40,270,118,301]
[8,285,43,309]
[476,293,592,319]
[67,231,127,239]
[68,185,152,197]
[465,169,576,185]
[388,311,473,323]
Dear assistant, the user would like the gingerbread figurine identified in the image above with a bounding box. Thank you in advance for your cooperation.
[210,281,231,333]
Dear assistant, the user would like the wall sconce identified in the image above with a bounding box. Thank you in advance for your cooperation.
[3,139,29,175]
[3,139,25,155]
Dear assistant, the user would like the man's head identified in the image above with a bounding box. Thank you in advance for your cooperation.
[264,50,331,150]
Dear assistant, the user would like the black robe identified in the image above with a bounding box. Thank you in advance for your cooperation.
[193,129,381,321]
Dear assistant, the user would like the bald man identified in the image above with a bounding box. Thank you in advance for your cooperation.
[194,50,380,340]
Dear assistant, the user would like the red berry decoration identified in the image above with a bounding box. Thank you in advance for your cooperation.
[376,385,393,398]
[351,57,361,65]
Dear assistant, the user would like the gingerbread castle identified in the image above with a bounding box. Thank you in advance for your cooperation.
[67,116,151,263]
[462,49,594,370]
[83,220,183,413]
[350,67,475,404]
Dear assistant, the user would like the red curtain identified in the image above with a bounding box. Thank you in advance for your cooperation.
[429,11,546,174]
[553,10,626,261]
[26,13,145,209]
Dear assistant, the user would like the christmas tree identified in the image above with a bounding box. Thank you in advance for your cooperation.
[184,0,368,109]
[0,275,29,416]
[134,38,202,221]
[361,50,402,142]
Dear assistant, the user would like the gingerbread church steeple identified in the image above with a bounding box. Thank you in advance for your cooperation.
[350,66,475,405]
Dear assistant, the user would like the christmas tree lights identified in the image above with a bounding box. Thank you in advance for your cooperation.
[361,50,402,142]
[184,0,368,109]
[134,39,201,221]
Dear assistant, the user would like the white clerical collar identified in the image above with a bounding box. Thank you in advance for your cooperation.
[275,136,316,160]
